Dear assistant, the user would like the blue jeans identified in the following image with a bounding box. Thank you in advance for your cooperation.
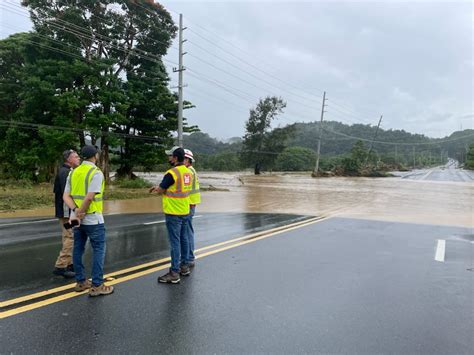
[165,214,190,272]
[73,223,106,287]
[184,205,196,263]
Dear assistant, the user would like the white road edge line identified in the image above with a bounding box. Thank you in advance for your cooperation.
[144,215,202,225]
[421,168,434,180]
[435,239,446,262]
[0,219,57,228]
[143,220,165,225]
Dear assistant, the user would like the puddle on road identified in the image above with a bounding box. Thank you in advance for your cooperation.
[1,173,473,227]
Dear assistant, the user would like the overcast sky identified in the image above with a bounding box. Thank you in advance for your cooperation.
[1,0,472,140]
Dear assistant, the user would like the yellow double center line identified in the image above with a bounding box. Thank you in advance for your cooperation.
[0,216,327,319]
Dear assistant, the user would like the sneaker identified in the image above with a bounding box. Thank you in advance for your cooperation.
[188,261,195,268]
[74,280,92,292]
[158,271,180,284]
[89,284,114,297]
[53,267,75,279]
[180,264,191,276]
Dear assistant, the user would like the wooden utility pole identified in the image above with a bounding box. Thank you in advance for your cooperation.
[365,115,383,165]
[313,91,327,176]
[413,146,416,169]
[174,14,187,147]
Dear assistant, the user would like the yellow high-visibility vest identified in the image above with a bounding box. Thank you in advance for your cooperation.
[162,165,192,215]
[188,166,201,205]
[70,163,104,214]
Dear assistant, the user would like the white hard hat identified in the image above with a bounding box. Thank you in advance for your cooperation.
[184,149,195,162]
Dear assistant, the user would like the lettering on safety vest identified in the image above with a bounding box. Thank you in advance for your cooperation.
[183,173,192,186]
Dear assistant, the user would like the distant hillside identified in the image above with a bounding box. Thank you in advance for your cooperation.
[289,121,474,161]
[183,132,242,155]
[184,122,474,162]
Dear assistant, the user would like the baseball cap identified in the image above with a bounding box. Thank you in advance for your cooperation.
[165,146,181,156]
[80,145,98,159]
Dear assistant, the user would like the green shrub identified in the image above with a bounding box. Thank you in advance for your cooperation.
[275,147,316,171]
[114,177,152,189]
[466,144,474,170]
[341,157,361,175]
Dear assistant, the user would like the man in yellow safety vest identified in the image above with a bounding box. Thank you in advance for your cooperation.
[149,146,193,284]
[184,149,200,268]
[63,145,114,297]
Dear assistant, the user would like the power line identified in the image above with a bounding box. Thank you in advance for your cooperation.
[162,4,388,116]
[330,99,381,118]
[14,0,386,122]
[100,1,386,123]
[168,8,327,97]
[322,126,474,146]
[125,2,335,111]
[185,87,249,115]
[186,53,320,112]
[8,0,320,117]
[1,21,175,84]
[187,39,323,110]
[187,28,325,100]
[10,33,469,148]
[6,0,179,52]
[4,19,257,120]
[6,3,467,147]
[187,70,317,123]
[0,119,169,144]
[1,2,178,66]
[328,104,378,125]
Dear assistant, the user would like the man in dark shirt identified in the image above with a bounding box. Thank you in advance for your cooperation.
[53,149,80,278]
[149,147,193,283]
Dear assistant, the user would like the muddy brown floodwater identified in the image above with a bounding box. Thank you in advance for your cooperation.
[2,172,473,228]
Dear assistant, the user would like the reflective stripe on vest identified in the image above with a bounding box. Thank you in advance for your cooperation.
[164,167,190,198]
[162,165,192,215]
[188,166,201,205]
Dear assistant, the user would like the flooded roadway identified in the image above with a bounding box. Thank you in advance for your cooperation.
[3,166,473,227]
[393,159,474,182]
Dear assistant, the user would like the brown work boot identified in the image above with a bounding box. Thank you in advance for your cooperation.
[180,264,191,276]
[158,270,180,284]
[89,284,114,297]
[74,280,92,292]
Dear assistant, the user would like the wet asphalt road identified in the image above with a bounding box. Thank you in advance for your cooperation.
[393,161,474,182]
[1,216,473,354]
[0,213,310,300]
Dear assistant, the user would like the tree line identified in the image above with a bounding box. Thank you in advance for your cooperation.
[0,0,197,183]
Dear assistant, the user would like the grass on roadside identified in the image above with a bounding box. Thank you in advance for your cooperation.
[0,179,153,212]
[0,182,54,211]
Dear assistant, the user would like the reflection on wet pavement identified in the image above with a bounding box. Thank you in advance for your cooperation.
[0,213,309,300]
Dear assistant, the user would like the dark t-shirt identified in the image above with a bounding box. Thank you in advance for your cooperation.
[159,173,175,190]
